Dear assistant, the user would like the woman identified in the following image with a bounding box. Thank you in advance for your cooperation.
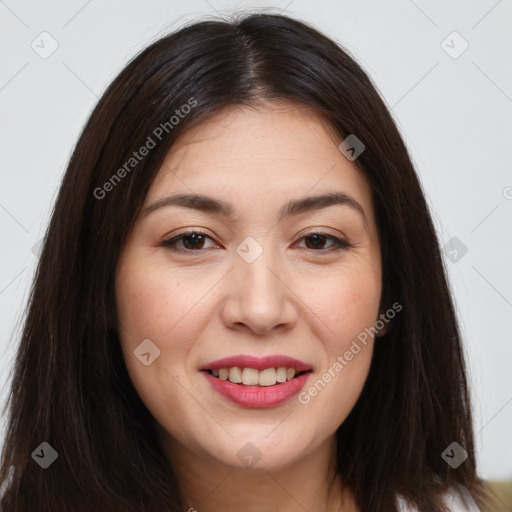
[0,12,492,512]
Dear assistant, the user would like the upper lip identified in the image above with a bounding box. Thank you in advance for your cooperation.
[199,355,312,372]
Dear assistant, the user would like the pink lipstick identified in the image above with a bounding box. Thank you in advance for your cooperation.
[200,354,313,408]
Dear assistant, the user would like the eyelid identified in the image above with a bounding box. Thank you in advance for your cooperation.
[161,229,220,250]
[299,228,348,241]
[294,231,351,251]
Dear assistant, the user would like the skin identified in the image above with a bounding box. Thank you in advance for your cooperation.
[115,101,388,512]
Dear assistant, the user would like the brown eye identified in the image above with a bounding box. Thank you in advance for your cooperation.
[181,233,207,250]
[162,231,219,252]
[297,233,350,252]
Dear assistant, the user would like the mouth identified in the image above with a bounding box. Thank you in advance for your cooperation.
[203,367,312,387]
[199,355,313,408]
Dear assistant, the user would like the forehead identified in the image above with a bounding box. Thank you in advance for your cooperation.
[146,101,376,228]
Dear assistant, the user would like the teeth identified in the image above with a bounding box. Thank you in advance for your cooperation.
[242,368,259,386]
[258,368,276,386]
[210,366,303,386]
[276,367,287,383]
[228,367,242,383]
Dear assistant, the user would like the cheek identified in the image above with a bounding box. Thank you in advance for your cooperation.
[303,264,381,351]
[294,265,380,420]
[114,261,202,412]
[115,257,211,348]
[114,259,207,426]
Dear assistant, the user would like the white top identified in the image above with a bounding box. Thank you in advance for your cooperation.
[397,486,481,511]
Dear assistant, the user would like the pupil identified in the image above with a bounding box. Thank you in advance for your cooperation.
[306,234,325,249]
[184,233,204,250]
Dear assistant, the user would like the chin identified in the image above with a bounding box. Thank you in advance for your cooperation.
[214,432,313,472]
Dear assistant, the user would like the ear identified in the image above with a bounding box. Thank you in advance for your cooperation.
[375,310,393,338]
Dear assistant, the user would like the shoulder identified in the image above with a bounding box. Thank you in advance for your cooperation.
[442,486,482,512]
[397,485,482,512]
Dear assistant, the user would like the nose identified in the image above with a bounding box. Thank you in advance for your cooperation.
[220,245,298,336]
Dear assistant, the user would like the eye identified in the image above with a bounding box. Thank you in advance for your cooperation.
[161,231,351,254]
[295,232,351,252]
[161,231,220,252]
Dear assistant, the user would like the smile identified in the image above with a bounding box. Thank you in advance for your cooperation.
[200,355,313,408]
[206,366,307,386]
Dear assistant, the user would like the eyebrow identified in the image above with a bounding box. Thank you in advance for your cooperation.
[142,191,368,227]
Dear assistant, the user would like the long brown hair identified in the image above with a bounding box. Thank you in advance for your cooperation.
[0,12,491,511]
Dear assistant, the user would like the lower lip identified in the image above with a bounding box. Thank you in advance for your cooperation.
[202,371,312,408]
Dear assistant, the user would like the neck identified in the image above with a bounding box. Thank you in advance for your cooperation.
[158,429,358,512]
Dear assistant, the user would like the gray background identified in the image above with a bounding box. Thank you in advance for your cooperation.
[0,0,511,480]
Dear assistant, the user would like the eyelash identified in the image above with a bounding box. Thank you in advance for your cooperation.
[161,230,351,254]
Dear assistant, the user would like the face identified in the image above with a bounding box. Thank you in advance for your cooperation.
[115,101,384,473]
